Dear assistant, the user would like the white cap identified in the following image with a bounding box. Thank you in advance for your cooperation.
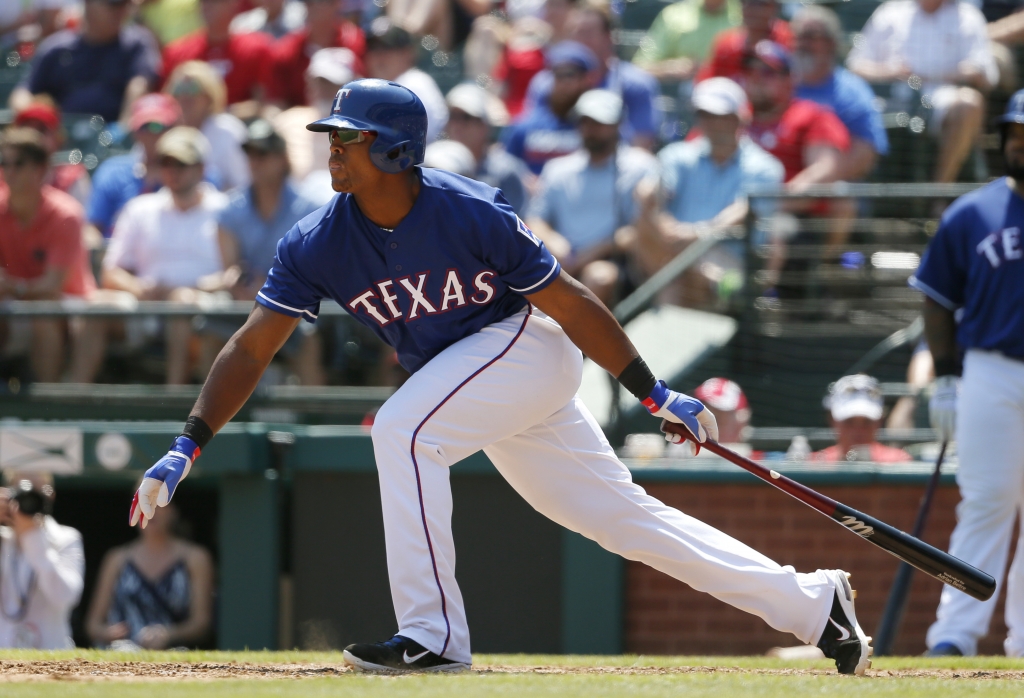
[692,77,751,123]
[827,374,884,422]
[573,89,623,126]
[446,82,510,127]
[307,48,356,87]
[423,140,477,177]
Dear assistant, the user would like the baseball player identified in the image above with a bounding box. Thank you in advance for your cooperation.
[127,80,871,674]
[911,91,1024,658]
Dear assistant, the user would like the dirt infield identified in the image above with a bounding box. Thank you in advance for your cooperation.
[1,659,1023,682]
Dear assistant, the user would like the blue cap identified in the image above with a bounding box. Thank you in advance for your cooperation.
[1000,88,1024,125]
[745,40,791,74]
[545,41,599,73]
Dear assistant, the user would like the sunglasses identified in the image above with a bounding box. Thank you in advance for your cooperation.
[0,159,30,170]
[170,80,205,98]
[158,157,191,169]
[329,129,368,147]
[137,122,169,135]
[449,110,483,124]
[553,68,585,81]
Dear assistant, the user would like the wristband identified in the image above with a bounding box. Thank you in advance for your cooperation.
[933,356,961,378]
[617,356,657,400]
[181,416,214,449]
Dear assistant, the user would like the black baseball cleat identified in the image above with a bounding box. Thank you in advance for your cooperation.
[816,570,873,675]
[342,635,470,673]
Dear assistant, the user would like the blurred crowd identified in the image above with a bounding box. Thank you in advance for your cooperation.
[0,0,1020,385]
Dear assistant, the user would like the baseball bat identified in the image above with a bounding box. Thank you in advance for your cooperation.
[662,425,994,601]
[872,441,947,656]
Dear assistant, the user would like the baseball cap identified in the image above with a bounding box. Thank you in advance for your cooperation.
[545,41,599,73]
[573,88,623,125]
[423,140,476,177]
[827,374,883,422]
[307,48,356,87]
[694,378,749,413]
[745,40,791,74]
[366,17,413,51]
[14,103,60,133]
[129,93,181,132]
[446,82,509,128]
[242,119,286,153]
[692,77,751,123]
[155,126,209,166]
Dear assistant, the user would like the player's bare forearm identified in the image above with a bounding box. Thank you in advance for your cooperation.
[526,271,639,377]
[190,305,300,433]
[922,296,958,376]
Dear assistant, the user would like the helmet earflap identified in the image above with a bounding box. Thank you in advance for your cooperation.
[370,138,421,174]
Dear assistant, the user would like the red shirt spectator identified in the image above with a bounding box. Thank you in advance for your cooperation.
[267,22,366,107]
[0,184,96,298]
[748,98,848,181]
[697,19,792,82]
[162,30,272,105]
[494,45,545,118]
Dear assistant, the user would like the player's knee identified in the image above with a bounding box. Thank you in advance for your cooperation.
[370,400,414,447]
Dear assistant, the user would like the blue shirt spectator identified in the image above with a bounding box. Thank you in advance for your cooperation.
[796,67,889,158]
[501,101,581,176]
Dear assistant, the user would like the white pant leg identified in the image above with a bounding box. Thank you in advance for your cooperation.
[1005,500,1024,657]
[370,308,582,663]
[927,351,1024,655]
[483,396,836,645]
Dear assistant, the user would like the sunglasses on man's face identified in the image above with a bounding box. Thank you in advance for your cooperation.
[137,122,169,135]
[329,129,368,147]
[158,157,191,169]
[171,80,205,98]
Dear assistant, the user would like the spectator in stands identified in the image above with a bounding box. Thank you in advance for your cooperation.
[444,82,532,213]
[230,0,307,39]
[632,0,741,83]
[11,99,91,207]
[0,471,84,649]
[161,0,273,108]
[137,0,204,47]
[811,374,912,463]
[0,0,70,42]
[502,40,596,174]
[362,19,448,144]
[98,127,228,385]
[695,377,752,453]
[384,0,491,52]
[526,89,658,305]
[791,6,888,182]
[10,0,160,124]
[525,2,661,150]
[697,0,791,82]
[632,77,782,307]
[266,0,366,109]
[423,139,478,177]
[847,0,996,184]
[85,497,213,649]
[0,127,96,382]
[199,119,326,385]
[273,47,356,204]
[165,61,250,192]
[85,94,182,242]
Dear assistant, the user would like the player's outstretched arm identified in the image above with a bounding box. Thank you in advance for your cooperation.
[527,271,718,446]
[130,305,300,527]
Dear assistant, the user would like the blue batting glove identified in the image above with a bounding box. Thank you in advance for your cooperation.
[642,380,719,452]
[129,436,200,528]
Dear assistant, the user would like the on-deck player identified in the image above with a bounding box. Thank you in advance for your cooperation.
[127,79,872,674]
[911,91,1024,658]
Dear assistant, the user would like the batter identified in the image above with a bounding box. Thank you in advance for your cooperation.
[912,90,1024,658]
[128,80,871,674]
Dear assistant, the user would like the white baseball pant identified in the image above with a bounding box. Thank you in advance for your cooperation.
[927,349,1024,656]
[371,306,837,663]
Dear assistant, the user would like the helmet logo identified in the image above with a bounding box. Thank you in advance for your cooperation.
[332,88,352,114]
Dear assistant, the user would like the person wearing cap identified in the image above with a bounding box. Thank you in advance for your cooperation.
[9,0,160,124]
[362,18,448,144]
[423,140,478,178]
[696,0,791,82]
[525,88,658,305]
[444,82,532,213]
[10,99,92,208]
[0,127,97,382]
[847,0,994,185]
[96,126,229,384]
[790,6,887,183]
[631,76,782,306]
[164,60,250,192]
[265,0,366,109]
[632,0,740,83]
[810,375,911,464]
[523,3,661,150]
[502,40,597,175]
[692,377,755,455]
[85,94,183,243]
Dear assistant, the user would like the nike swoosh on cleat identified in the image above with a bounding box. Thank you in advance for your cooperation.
[404,650,431,664]
[829,618,851,642]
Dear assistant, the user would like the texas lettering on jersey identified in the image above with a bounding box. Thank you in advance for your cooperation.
[976,226,1024,268]
[348,270,498,326]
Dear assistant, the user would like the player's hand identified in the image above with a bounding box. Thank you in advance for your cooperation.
[642,380,719,451]
[130,436,200,528]
[929,375,958,442]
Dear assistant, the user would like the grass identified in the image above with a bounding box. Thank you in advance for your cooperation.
[0,651,1021,698]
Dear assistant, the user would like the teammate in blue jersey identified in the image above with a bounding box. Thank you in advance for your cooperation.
[127,79,871,674]
[911,91,1024,658]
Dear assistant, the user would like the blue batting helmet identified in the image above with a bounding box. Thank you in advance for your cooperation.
[307,79,427,174]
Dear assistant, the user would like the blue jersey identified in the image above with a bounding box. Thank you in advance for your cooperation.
[910,178,1024,357]
[256,168,561,373]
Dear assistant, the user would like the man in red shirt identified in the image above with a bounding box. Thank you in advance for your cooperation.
[266,0,366,108]
[698,0,791,82]
[0,128,96,382]
[811,374,912,464]
[161,0,272,106]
